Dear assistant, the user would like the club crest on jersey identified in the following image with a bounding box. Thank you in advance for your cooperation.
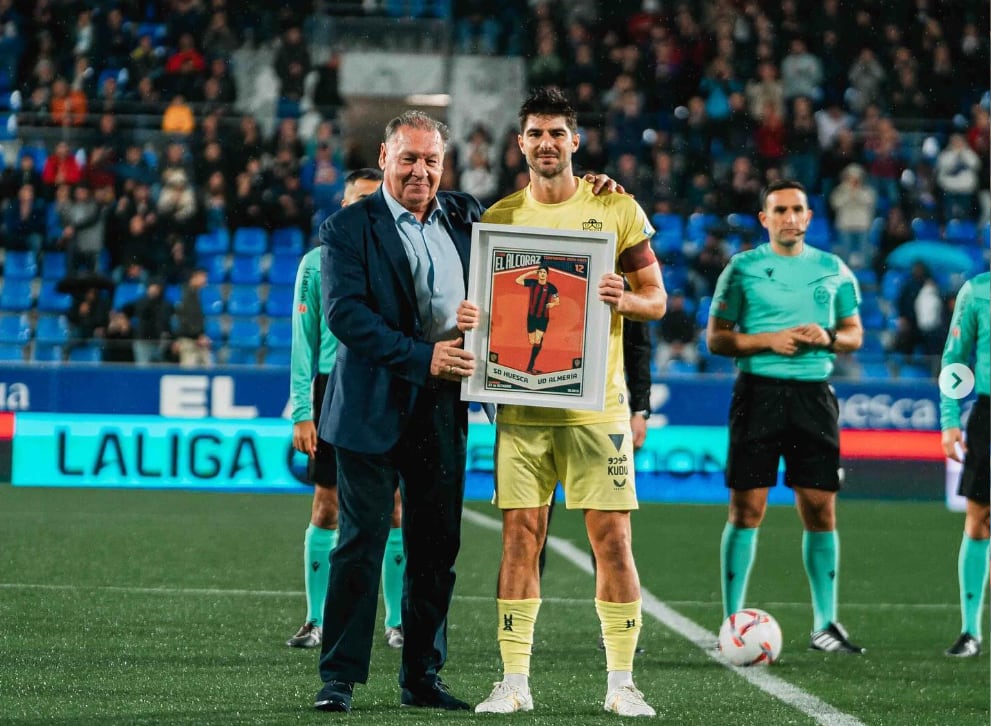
[813,285,830,304]
[764,268,774,278]
[582,218,603,231]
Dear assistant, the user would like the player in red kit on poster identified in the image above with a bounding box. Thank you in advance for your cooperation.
[517,262,560,373]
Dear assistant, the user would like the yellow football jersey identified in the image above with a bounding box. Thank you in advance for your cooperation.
[484,178,654,426]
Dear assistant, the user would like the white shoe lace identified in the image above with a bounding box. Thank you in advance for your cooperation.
[604,684,656,717]
[474,680,533,713]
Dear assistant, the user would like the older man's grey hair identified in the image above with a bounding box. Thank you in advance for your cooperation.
[384,110,450,147]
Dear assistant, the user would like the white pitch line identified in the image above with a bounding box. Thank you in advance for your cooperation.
[462,507,867,726]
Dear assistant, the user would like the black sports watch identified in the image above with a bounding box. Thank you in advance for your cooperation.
[631,409,651,419]
[824,327,838,351]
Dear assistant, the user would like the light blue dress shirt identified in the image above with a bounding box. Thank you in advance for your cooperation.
[383,188,464,343]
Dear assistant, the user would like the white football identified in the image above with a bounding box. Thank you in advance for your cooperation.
[718,609,783,666]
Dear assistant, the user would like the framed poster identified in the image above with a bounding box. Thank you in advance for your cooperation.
[461,223,617,410]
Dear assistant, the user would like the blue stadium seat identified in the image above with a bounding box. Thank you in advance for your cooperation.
[0,279,34,311]
[0,314,31,344]
[804,216,832,248]
[910,217,940,240]
[898,363,932,379]
[0,343,25,361]
[265,318,293,349]
[164,284,182,305]
[700,353,736,375]
[265,285,294,317]
[868,216,885,249]
[267,254,300,285]
[880,269,908,303]
[981,222,990,248]
[229,255,264,285]
[859,293,885,330]
[35,315,70,345]
[944,219,978,246]
[854,268,878,292]
[232,227,268,255]
[37,281,71,313]
[204,315,225,343]
[695,296,712,328]
[4,250,38,279]
[860,361,891,380]
[199,254,228,284]
[194,229,230,256]
[41,251,67,281]
[667,359,699,375]
[67,344,103,363]
[227,319,262,349]
[226,286,262,317]
[859,331,885,356]
[685,213,720,244]
[31,343,63,362]
[200,285,224,315]
[225,347,258,365]
[263,348,291,366]
[725,212,760,234]
[661,264,689,295]
[113,282,146,310]
[271,227,305,256]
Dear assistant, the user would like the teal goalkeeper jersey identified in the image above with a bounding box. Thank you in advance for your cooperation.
[940,272,990,430]
[290,247,339,424]
[710,243,861,381]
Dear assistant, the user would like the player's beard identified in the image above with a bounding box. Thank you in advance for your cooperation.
[528,152,568,179]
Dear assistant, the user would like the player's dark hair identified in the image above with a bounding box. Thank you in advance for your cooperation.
[384,111,450,147]
[760,180,807,210]
[519,86,578,134]
[344,168,383,185]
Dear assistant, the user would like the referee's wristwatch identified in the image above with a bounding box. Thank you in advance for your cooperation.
[824,327,838,351]
[631,409,651,419]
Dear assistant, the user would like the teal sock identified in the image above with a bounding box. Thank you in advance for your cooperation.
[382,527,406,629]
[802,530,838,631]
[958,534,990,639]
[304,524,337,626]
[720,523,758,619]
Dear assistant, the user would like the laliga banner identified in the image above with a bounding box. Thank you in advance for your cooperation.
[12,413,310,492]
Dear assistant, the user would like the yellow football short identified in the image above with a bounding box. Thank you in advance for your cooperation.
[494,421,639,510]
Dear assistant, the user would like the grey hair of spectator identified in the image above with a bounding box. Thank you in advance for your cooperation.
[384,111,450,147]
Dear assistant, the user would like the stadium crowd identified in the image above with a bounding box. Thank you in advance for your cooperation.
[0,0,987,377]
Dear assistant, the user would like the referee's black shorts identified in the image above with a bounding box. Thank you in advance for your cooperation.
[958,395,990,504]
[307,372,337,487]
[726,372,841,492]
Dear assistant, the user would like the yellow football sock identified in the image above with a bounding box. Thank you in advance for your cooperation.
[496,598,541,676]
[595,598,642,672]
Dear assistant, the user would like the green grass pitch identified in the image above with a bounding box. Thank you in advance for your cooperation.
[0,486,987,725]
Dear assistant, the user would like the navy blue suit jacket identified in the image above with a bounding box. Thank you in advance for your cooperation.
[317,188,486,454]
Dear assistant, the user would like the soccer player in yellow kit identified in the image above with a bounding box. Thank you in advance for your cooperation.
[458,87,667,718]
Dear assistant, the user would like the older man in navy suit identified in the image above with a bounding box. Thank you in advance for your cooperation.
[312,111,481,714]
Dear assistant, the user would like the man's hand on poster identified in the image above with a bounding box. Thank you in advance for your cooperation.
[456,300,480,333]
[431,336,476,381]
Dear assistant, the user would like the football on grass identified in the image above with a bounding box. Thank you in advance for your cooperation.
[718,609,783,666]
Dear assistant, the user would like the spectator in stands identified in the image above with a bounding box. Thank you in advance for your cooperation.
[528,33,566,88]
[60,184,109,274]
[655,290,698,373]
[2,184,46,254]
[124,279,173,365]
[173,267,212,368]
[116,145,157,191]
[780,37,822,104]
[894,261,946,357]
[2,151,43,201]
[819,127,862,206]
[82,145,118,193]
[126,76,164,125]
[231,115,265,171]
[116,215,159,276]
[648,150,682,215]
[69,55,98,99]
[300,142,344,215]
[161,93,196,136]
[166,32,206,77]
[925,43,960,121]
[200,171,230,233]
[157,168,198,238]
[102,310,135,363]
[936,133,981,222]
[230,159,267,229]
[454,0,503,55]
[49,76,87,127]
[269,117,305,160]
[67,285,110,352]
[875,206,913,278]
[94,7,133,71]
[202,10,239,59]
[814,101,853,153]
[864,120,905,214]
[786,96,820,193]
[203,56,237,105]
[93,73,125,117]
[129,33,165,83]
[273,25,310,111]
[459,147,499,207]
[72,8,95,59]
[753,100,786,175]
[889,66,929,121]
[967,105,990,226]
[846,48,886,114]
[692,232,730,297]
[92,114,125,162]
[167,0,205,46]
[716,156,761,217]
[829,163,877,269]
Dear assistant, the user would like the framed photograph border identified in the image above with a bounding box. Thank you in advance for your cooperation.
[461,223,617,410]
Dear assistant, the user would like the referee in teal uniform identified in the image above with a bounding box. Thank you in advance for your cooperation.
[939,271,990,657]
[707,180,866,654]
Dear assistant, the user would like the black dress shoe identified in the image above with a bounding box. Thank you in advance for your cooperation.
[314,680,354,712]
[400,679,470,710]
